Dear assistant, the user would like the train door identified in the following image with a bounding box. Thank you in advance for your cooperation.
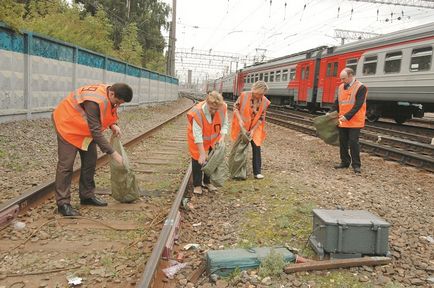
[323,58,339,105]
[298,62,310,105]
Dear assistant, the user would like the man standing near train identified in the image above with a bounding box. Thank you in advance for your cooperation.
[53,83,133,216]
[330,68,367,174]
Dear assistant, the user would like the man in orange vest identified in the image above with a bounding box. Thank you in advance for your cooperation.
[330,68,367,174]
[187,91,228,194]
[231,80,271,179]
[53,83,133,216]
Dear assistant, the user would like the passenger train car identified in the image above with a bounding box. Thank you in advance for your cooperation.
[211,21,434,123]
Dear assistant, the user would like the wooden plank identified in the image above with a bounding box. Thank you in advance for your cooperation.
[284,257,391,273]
[187,261,206,284]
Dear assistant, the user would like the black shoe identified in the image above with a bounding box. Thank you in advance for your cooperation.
[58,204,81,216]
[80,197,108,206]
[354,167,361,174]
[334,163,350,169]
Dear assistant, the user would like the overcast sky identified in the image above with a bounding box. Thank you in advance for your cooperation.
[161,0,434,82]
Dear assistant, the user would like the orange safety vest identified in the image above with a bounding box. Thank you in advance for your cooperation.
[53,84,118,150]
[338,80,367,128]
[187,101,227,160]
[230,91,271,146]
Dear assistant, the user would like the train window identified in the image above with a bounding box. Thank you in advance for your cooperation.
[259,73,263,80]
[332,62,338,76]
[244,77,247,84]
[301,68,305,80]
[384,51,402,74]
[276,70,281,82]
[363,56,377,75]
[305,66,310,80]
[326,63,332,77]
[346,58,358,72]
[289,68,296,80]
[264,72,269,82]
[410,47,432,72]
[270,71,275,82]
[282,69,288,81]
[255,73,259,82]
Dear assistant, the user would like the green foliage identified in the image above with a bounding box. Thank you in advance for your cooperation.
[117,23,143,66]
[143,49,167,73]
[78,0,169,71]
[23,2,116,56]
[0,0,169,72]
[0,0,25,30]
[258,249,286,278]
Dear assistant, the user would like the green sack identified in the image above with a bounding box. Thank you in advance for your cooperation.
[228,130,251,180]
[110,137,140,203]
[206,247,295,276]
[202,143,227,187]
[313,111,339,146]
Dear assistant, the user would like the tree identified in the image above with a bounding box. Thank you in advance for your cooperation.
[76,0,170,70]
[22,0,116,56]
[0,0,25,30]
[117,22,143,66]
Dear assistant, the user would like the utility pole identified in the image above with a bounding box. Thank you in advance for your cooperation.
[166,0,177,76]
[126,0,131,19]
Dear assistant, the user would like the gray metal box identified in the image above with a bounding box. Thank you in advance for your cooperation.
[309,209,390,258]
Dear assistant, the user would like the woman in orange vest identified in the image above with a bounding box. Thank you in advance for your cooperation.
[53,83,133,216]
[329,68,367,174]
[187,91,228,194]
[231,80,271,179]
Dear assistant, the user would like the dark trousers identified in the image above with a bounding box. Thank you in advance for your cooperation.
[55,134,97,206]
[338,128,361,168]
[192,158,210,187]
[251,141,261,175]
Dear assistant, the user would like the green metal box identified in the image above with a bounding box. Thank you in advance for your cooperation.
[309,209,390,259]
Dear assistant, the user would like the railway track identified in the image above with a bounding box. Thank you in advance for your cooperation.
[0,104,193,287]
[226,102,434,172]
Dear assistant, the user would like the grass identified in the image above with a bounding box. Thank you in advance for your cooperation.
[221,173,403,285]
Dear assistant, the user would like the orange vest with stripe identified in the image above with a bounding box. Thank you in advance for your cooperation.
[230,92,271,146]
[338,80,367,128]
[187,101,227,160]
[53,84,118,150]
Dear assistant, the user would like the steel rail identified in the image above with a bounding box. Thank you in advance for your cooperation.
[137,164,192,287]
[0,105,193,227]
[228,100,434,172]
[264,110,433,154]
[266,116,434,172]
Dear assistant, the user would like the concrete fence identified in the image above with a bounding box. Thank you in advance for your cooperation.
[0,23,179,122]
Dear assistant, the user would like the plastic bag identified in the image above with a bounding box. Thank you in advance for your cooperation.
[228,130,251,179]
[202,143,228,187]
[313,111,339,146]
[162,261,187,279]
[110,137,140,203]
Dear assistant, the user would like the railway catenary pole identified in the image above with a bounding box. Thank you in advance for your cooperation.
[166,0,177,76]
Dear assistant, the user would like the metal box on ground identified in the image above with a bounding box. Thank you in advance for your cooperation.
[206,247,295,276]
[309,209,390,259]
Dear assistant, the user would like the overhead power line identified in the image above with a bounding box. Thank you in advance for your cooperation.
[350,0,434,9]
[334,29,382,44]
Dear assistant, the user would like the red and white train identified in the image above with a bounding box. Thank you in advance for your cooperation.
[206,21,434,123]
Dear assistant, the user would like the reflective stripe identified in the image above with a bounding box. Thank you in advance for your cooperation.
[239,92,249,112]
[203,133,220,141]
[70,91,110,121]
[191,108,203,127]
